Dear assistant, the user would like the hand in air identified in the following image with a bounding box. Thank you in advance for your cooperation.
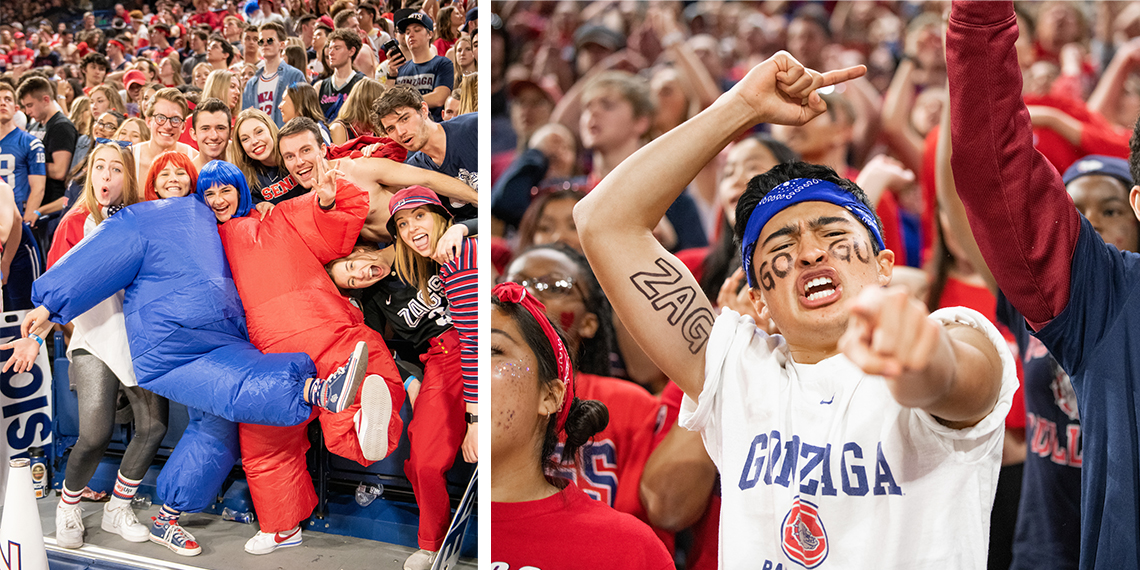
[313,158,344,208]
[731,50,866,127]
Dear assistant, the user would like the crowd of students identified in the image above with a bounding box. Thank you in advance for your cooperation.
[490,2,1140,569]
[0,1,477,568]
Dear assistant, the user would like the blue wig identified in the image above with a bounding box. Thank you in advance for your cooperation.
[196,160,253,220]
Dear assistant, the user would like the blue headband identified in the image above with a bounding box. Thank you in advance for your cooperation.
[740,178,885,288]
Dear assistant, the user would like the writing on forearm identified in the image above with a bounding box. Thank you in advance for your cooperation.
[630,257,714,354]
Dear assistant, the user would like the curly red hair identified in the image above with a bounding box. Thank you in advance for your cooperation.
[143,151,199,202]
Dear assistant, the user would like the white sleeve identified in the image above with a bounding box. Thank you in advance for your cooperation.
[679,309,757,468]
[911,306,1019,457]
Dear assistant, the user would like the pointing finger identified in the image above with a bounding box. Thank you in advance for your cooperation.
[820,65,867,88]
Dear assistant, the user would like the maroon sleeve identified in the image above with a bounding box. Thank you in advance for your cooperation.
[946,0,1081,329]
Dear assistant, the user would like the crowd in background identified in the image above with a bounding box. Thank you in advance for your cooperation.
[490,1,1140,569]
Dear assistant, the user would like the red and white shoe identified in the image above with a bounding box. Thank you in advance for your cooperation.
[244,526,302,555]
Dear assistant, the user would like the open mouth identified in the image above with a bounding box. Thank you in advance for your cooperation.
[800,274,841,307]
[252,143,267,156]
[411,233,429,250]
[164,182,183,195]
[296,164,314,180]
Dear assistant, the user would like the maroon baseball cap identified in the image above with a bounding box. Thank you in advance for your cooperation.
[387,186,451,236]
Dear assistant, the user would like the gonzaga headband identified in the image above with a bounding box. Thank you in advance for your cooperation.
[740,178,885,288]
[492,282,575,433]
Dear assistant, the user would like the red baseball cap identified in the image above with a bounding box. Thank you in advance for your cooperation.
[386,186,451,236]
[124,69,147,89]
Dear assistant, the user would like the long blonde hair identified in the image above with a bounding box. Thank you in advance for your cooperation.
[334,78,385,136]
[457,73,477,116]
[69,96,92,137]
[230,108,279,194]
[82,143,142,225]
[202,69,238,115]
[392,208,450,299]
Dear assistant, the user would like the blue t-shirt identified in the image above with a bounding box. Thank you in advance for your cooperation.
[395,55,454,123]
[405,112,476,221]
[0,127,46,211]
[998,293,1081,570]
[1032,215,1140,570]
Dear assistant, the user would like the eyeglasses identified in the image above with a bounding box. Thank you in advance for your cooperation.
[151,113,184,127]
[257,37,276,46]
[509,274,580,301]
[95,120,120,131]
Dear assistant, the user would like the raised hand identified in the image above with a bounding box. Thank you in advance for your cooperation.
[728,50,866,128]
[313,159,342,209]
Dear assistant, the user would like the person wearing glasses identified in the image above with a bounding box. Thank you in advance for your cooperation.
[502,242,669,548]
[132,88,197,182]
[241,22,307,128]
[324,203,476,570]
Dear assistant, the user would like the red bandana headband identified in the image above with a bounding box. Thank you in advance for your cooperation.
[493,282,574,432]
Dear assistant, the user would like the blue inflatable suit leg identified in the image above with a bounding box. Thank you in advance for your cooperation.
[135,327,317,427]
[157,409,239,513]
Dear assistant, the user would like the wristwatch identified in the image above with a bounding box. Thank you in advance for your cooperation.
[465,412,478,424]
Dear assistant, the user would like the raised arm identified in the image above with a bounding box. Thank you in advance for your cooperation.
[934,94,996,293]
[575,52,864,400]
[947,0,1079,329]
[360,157,478,205]
[32,208,146,324]
[284,165,369,264]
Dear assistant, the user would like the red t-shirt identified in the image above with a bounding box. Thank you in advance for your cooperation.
[8,48,34,67]
[491,482,674,570]
[550,373,664,536]
[658,382,718,570]
[47,207,90,269]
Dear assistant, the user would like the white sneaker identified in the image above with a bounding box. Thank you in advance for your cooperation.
[55,503,85,549]
[244,527,302,555]
[404,549,436,570]
[356,374,393,461]
[102,502,150,543]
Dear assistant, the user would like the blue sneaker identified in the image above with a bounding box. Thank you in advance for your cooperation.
[149,518,202,556]
[318,341,368,414]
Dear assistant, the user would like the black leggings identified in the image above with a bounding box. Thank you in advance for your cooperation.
[64,350,169,490]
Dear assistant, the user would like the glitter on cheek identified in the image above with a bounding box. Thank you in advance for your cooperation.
[493,361,529,431]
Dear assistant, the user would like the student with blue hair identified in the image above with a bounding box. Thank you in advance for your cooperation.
[3,160,369,556]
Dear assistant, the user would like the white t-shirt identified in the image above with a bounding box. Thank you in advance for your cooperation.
[680,307,1018,570]
[67,215,137,387]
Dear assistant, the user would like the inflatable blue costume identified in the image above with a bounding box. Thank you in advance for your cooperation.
[29,161,365,555]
